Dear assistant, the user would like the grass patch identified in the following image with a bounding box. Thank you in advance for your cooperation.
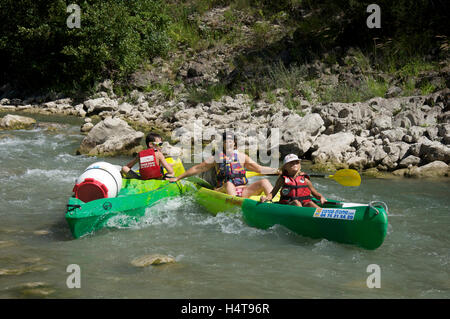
[167,19,203,50]
[166,2,210,51]
[401,78,417,96]
[166,1,245,52]
[366,77,389,97]
[143,82,176,100]
[395,57,437,79]
[319,83,373,104]
[252,21,272,48]
[267,62,309,93]
[419,81,437,95]
[345,48,372,74]
[187,83,228,104]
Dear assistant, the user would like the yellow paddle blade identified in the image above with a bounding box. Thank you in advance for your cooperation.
[246,171,280,178]
[246,171,263,178]
[329,169,361,186]
[165,157,185,176]
[249,191,281,202]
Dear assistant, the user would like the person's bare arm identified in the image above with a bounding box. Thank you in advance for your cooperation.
[157,153,174,176]
[260,176,283,202]
[169,157,215,182]
[123,157,138,170]
[306,179,326,204]
[242,153,279,175]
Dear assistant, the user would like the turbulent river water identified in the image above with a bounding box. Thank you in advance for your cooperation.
[0,113,449,299]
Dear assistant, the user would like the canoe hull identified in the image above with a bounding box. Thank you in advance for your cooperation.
[66,180,196,238]
[241,199,388,250]
[194,187,244,215]
[194,187,388,250]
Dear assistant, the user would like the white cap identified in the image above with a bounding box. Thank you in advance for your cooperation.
[282,154,301,166]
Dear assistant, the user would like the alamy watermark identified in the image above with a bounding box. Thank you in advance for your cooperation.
[366,4,381,29]
[66,4,81,29]
[66,264,81,288]
[366,264,381,288]
[170,120,280,167]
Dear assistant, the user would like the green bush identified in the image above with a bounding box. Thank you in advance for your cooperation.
[280,0,449,64]
[366,77,389,97]
[319,83,373,103]
[187,83,227,104]
[0,0,170,92]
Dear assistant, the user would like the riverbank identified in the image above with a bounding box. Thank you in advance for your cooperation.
[1,88,449,179]
[1,3,449,178]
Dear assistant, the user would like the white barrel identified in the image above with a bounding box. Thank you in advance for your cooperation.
[73,162,123,203]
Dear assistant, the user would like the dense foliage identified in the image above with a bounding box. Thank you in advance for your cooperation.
[259,0,449,62]
[218,0,449,102]
[0,0,170,91]
[0,0,448,93]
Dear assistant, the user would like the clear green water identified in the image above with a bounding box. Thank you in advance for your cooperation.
[0,119,449,299]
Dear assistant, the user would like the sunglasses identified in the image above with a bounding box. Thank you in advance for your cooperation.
[151,142,164,147]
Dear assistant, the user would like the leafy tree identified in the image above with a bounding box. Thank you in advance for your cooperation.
[0,0,170,92]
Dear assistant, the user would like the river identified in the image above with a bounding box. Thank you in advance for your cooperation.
[0,114,449,299]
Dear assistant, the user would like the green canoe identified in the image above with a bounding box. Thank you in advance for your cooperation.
[195,187,388,250]
[66,178,198,238]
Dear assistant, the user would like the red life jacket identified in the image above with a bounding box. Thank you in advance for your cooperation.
[279,174,312,205]
[138,148,162,180]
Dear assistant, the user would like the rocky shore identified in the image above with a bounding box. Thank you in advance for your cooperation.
[1,4,449,178]
[1,86,449,178]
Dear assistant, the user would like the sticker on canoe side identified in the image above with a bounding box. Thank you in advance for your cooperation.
[313,208,356,220]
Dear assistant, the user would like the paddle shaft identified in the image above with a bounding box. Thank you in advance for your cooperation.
[308,174,328,178]
[247,172,328,178]
[247,169,361,187]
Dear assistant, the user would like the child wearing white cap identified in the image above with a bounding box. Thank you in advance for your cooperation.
[260,154,326,207]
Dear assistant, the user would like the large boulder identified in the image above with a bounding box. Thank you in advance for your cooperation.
[383,142,410,163]
[347,155,368,170]
[161,142,184,158]
[370,114,392,134]
[77,117,144,156]
[311,132,355,163]
[419,142,450,163]
[83,97,118,115]
[131,254,175,267]
[368,145,388,163]
[398,155,421,168]
[275,112,325,156]
[174,108,207,123]
[270,110,299,129]
[297,113,325,136]
[437,123,450,138]
[222,94,251,112]
[315,101,374,134]
[380,128,406,143]
[117,102,134,115]
[402,126,427,143]
[393,101,442,129]
[0,114,36,130]
[407,161,450,178]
